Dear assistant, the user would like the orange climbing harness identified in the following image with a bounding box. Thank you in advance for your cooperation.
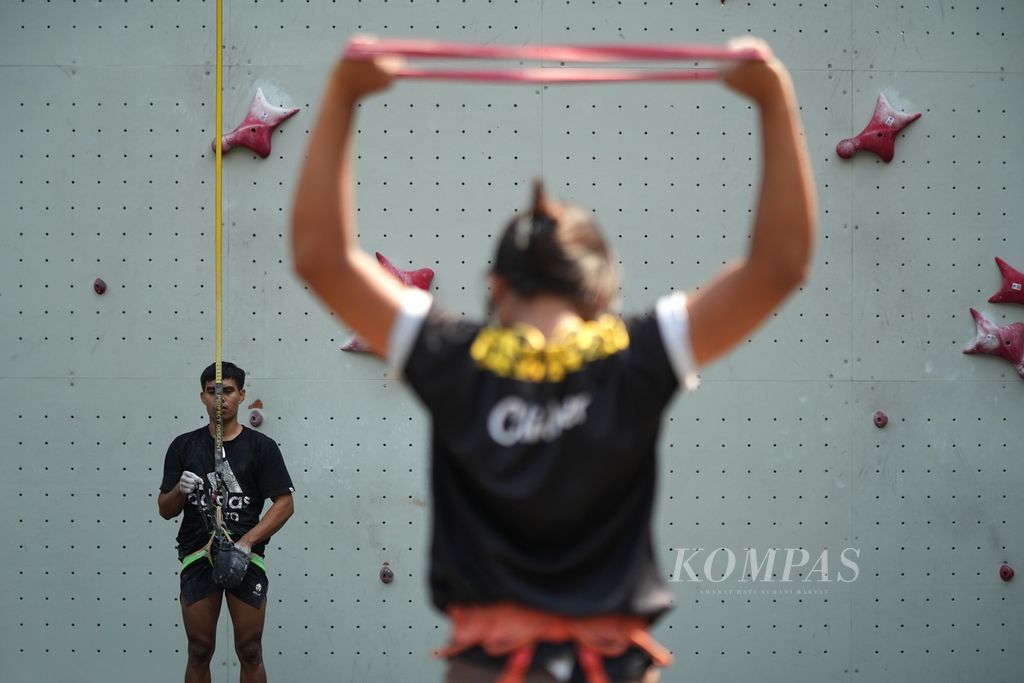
[435,602,674,683]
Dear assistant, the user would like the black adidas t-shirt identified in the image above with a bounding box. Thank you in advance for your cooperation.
[160,426,294,558]
[400,295,696,621]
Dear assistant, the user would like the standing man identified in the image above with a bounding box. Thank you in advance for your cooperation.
[158,362,295,683]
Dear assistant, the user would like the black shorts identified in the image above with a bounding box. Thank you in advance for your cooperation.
[179,554,269,609]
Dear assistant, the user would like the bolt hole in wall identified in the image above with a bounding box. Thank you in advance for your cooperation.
[1,2,1022,683]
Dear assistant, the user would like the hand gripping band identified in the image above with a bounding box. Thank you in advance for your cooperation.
[344,37,764,83]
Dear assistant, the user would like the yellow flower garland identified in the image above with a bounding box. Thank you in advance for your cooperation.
[469,315,630,382]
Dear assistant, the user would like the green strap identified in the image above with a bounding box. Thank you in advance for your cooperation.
[181,547,211,570]
[180,547,266,571]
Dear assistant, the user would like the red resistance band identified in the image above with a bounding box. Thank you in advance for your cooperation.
[343,37,764,83]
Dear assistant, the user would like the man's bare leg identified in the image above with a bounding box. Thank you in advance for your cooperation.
[181,591,223,683]
[226,592,268,683]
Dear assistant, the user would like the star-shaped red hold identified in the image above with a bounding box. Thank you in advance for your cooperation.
[342,252,435,353]
[375,251,435,290]
[214,87,299,159]
[962,308,1024,380]
[988,257,1024,305]
[836,93,921,163]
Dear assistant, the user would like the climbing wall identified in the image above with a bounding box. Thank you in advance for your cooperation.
[1,2,1022,682]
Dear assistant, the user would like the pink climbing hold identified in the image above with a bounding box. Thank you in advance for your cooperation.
[215,87,299,159]
[836,92,920,163]
[962,308,1024,380]
[342,252,435,353]
[1000,563,1014,582]
[340,336,371,353]
[249,410,263,428]
[988,257,1024,305]
[93,277,107,295]
[872,410,888,428]
[375,251,435,290]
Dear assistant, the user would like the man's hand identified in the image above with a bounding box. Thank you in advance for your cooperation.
[720,37,791,108]
[335,38,403,102]
[177,471,203,495]
[234,538,253,557]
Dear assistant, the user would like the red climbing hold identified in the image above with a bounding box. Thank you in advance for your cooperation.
[215,87,299,159]
[1000,563,1014,582]
[872,410,888,428]
[249,410,263,428]
[836,92,920,163]
[374,251,435,290]
[380,562,395,584]
[988,257,1024,305]
[340,337,371,353]
[93,277,107,295]
[962,308,1024,380]
[342,252,435,353]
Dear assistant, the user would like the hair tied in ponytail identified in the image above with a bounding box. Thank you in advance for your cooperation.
[513,215,533,250]
[512,179,559,251]
[531,178,562,223]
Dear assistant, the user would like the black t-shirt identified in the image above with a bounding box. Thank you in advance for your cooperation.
[160,426,294,558]
[402,302,692,621]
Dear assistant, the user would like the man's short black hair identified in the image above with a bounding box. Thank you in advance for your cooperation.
[200,362,246,390]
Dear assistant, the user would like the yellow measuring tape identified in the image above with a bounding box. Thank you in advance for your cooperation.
[214,0,224,450]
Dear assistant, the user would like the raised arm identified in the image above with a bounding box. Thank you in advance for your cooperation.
[685,39,817,368]
[291,53,409,355]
